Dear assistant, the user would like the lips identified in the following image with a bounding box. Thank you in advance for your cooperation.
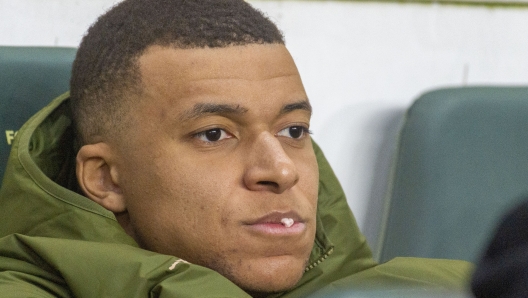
[246,210,303,224]
[243,211,306,236]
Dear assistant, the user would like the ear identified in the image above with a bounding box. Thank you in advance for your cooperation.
[76,143,126,213]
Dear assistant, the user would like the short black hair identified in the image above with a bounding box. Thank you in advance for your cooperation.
[70,0,284,144]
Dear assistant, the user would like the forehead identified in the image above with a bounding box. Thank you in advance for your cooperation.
[138,43,300,82]
[135,44,308,119]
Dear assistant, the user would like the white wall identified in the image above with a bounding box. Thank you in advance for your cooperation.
[2,0,528,256]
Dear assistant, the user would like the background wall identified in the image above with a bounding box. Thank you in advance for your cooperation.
[2,0,528,257]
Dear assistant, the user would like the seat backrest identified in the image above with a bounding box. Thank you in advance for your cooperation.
[0,46,76,186]
[378,86,528,263]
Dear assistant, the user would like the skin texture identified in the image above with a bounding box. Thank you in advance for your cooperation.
[76,44,319,293]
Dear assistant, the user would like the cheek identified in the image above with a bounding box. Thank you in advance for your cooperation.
[145,165,229,220]
[122,153,241,249]
[297,151,319,203]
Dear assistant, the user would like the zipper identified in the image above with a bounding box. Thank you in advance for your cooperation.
[304,247,334,272]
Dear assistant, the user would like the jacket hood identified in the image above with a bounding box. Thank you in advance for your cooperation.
[0,92,135,245]
[0,93,376,296]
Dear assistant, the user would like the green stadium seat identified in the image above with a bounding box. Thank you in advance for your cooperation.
[0,46,76,186]
[379,86,528,263]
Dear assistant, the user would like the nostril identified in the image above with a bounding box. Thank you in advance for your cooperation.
[257,181,279,188]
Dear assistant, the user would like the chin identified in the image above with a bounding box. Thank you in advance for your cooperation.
[229,256,307,295]
[195,247,310,295]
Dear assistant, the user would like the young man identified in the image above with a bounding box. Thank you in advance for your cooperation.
[0,0,472,296]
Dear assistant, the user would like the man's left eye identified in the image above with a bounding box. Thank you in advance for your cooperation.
[277,126,310,139]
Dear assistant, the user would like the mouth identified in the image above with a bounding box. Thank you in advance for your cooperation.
[243,211,306,236]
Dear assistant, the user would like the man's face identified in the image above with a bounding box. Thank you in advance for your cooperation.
[114,44,319,292]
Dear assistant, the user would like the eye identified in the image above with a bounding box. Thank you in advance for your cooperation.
[195,128,232,142]
[277,126,311,139]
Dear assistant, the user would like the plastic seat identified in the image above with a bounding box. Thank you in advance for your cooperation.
[0,46,76,186]
[378,86,528,263]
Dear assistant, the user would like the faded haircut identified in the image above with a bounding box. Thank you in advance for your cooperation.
[70,0,284,145]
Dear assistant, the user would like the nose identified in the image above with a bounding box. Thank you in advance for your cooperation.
[243,132,299,194]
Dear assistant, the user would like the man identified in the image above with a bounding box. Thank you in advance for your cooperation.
[0,0,471,296]
[71,0,319,293]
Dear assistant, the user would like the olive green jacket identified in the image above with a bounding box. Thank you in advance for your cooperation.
[0,93,472,297]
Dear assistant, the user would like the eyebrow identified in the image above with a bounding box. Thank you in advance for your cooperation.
[179,103,249,121]
[280,100,312,116]
[179,99,312,122]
